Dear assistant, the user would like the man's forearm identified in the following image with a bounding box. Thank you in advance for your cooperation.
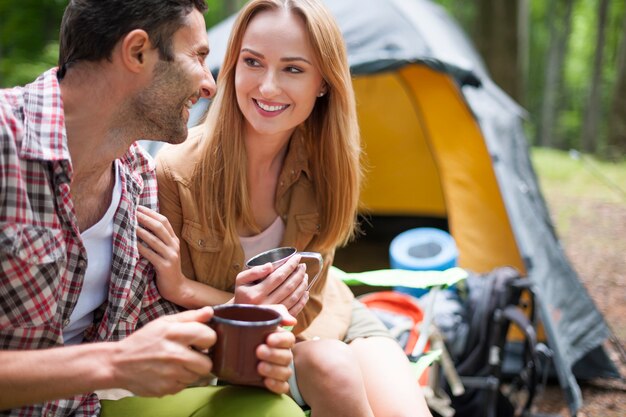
[0,343,116,410]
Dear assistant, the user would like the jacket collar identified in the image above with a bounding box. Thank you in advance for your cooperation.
[279,133,311,187]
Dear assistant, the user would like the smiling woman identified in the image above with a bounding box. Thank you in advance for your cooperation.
[138,0,432,416]
[234,9,326,140]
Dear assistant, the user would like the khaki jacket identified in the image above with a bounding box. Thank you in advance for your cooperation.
[156,127,353,339]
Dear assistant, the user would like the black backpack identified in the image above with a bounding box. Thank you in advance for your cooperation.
[442,267,543,417]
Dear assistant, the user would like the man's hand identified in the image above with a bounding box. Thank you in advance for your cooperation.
[109,307,215,397]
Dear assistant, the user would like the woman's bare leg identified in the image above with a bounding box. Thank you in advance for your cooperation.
[349,336,432,417]
[292,339,374,417]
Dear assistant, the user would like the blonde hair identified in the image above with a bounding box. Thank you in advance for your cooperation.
[198,0,361,253]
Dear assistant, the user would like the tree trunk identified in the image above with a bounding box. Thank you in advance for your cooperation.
[475,0,522,102]
[581,0,611,153]
[607,5,626,158]
[538,0,575,148]
[518,0,530,107]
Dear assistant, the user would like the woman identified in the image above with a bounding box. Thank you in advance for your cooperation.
[138,0,431,415]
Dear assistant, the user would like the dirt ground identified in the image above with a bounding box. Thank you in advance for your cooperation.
[531,195,626,416]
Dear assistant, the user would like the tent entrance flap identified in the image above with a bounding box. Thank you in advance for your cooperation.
[356,65,525,274]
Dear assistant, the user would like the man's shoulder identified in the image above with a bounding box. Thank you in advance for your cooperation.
[0,85,25,124]
[0,86,26,155]
[0,85,24,107]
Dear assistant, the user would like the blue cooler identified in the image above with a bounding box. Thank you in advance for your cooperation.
[389,227,458,298]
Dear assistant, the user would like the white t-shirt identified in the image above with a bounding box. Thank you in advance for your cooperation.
[63,162,122,345]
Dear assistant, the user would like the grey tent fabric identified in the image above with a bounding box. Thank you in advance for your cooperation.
[172,0,619,414]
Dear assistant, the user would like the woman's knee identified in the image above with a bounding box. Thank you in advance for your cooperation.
[293,339,362,388]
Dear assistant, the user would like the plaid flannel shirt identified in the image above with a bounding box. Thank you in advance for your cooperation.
[0,68,180,417]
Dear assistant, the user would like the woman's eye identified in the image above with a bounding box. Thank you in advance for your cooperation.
[244,57,260,67]
[286,66,303,74]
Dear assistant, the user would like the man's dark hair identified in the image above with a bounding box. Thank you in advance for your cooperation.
[58,0,207,78]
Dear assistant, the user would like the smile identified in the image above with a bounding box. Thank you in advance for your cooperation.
[254,99,288,112]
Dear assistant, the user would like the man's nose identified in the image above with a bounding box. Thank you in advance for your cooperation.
[200,68,217,99]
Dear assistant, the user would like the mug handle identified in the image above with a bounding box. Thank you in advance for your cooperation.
[299,252,324,290]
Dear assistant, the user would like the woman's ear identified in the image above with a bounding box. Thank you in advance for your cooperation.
[317,83,328,97]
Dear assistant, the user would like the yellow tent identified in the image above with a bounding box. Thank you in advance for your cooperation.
[354,66,523,273]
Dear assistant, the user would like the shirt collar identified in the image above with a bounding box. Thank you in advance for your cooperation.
[282,133,311,181]
[20,67,71,162]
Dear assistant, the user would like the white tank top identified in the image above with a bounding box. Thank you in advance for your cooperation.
[240,216,285,263]
[63,161,122,345]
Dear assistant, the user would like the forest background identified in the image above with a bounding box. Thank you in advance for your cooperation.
[1,0,625,160]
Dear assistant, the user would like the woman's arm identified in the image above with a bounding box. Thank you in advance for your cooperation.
[137,205,310,313]
[137,205,232,308]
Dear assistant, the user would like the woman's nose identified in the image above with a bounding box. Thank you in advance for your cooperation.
[259,71,281,98]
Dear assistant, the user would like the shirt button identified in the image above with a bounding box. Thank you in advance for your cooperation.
[77,259,86,269]
[198,239,205,247]
[63,318,71,327]
[280,181,284,187]
[282,215,287,220]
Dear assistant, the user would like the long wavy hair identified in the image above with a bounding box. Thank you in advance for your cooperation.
[198,0,361,252]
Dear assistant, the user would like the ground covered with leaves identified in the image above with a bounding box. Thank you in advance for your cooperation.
[533,177,626,416]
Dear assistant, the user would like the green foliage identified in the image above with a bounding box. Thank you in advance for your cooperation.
[0,0,246,87]
[1,0,624,159]
[0,0,65,86]
[205,0,246,28]
[433,0,476,36]
[0,42,59,86]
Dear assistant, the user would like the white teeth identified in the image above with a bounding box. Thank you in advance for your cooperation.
[256,100,287,112]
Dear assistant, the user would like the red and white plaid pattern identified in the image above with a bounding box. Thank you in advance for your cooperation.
[0,68,179,417]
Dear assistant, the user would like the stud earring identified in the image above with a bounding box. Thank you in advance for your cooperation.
[317,91,326,97]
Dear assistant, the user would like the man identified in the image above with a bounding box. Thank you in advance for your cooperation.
[0,1,298,416]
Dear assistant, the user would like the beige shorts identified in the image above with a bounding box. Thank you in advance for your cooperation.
[343,299,394,343]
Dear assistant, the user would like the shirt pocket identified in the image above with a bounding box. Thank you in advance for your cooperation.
[0,223,66,328]
[182,221,222,253]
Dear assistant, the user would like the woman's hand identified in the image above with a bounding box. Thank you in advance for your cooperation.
[256,327,296,394]
[136,205,187,301]
[234,256,309,317]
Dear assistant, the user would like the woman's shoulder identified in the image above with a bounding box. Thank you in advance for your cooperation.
[155,125,206,187]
